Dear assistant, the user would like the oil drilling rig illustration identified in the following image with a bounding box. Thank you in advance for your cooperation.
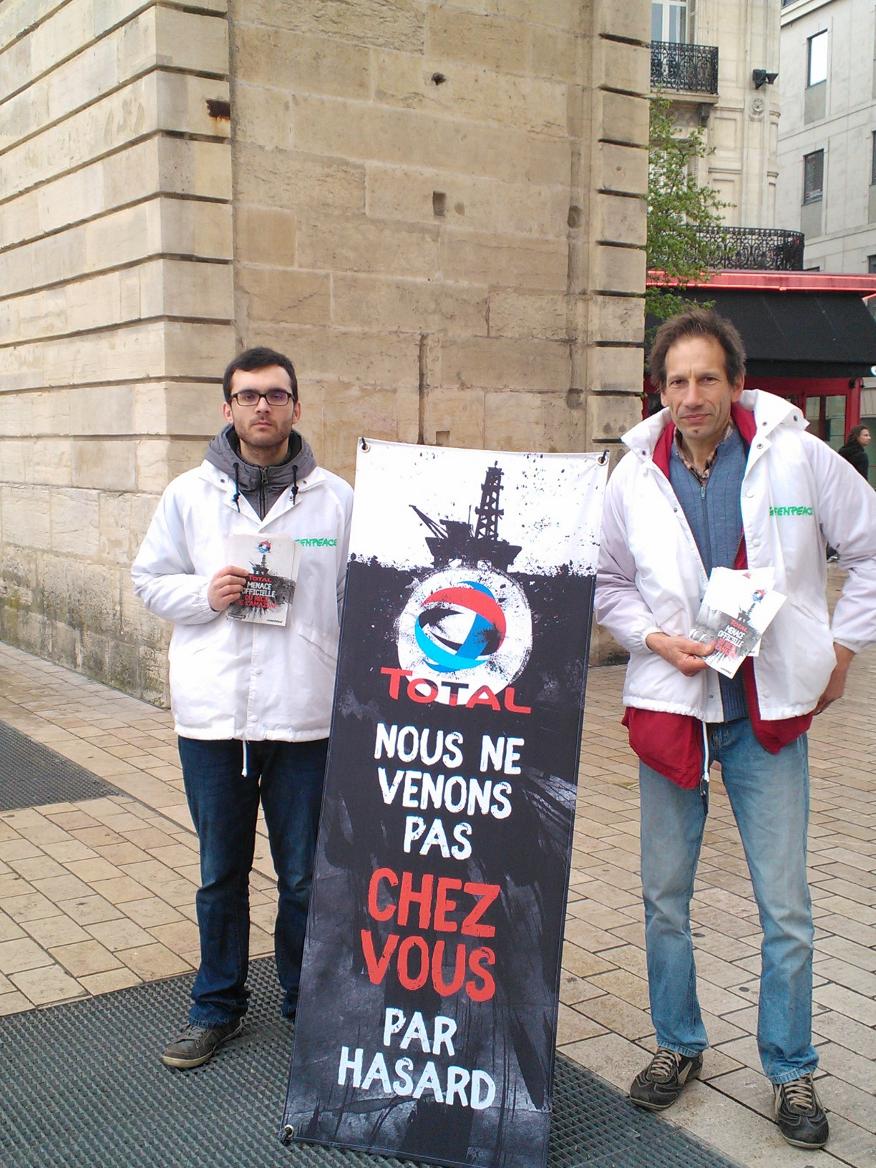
[411,463,522,572]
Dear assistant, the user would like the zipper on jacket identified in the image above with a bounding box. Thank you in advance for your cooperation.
[259,468,268,519]
[699,477,711,574]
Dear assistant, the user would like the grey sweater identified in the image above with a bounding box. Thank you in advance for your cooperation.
[204,424,317,519]
[669,427,748,722]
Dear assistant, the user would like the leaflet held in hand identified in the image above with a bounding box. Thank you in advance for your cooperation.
[690,567,785,678]
[226,533,299,626]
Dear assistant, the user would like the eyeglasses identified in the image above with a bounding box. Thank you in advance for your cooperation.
[229,389,295,407]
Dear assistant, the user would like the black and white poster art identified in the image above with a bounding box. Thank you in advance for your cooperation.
[283,440,607,1168]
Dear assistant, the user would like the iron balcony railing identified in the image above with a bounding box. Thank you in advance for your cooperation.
[651,41,719,95]
[700,226,805,272]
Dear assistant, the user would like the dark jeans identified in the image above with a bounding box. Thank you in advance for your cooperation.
[178,736,327,1025]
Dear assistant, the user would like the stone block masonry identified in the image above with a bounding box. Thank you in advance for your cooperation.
[0,1,235,701]
[230,2,649,483]
[0,1,649,699]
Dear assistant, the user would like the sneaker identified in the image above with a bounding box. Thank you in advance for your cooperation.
[774,1075,829,1149]
[629,1047,703,1110]
[160,1018,244,1069]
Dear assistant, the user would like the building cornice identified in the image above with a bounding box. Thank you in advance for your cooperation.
[780,0,836,28]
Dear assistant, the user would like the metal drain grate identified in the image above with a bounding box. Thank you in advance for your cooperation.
[0,959,742,1168]
[0,719,122,811]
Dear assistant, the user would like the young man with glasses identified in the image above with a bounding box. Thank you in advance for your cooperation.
[132,347,352,1069]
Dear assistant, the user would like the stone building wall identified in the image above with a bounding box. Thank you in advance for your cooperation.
[0,0,236,700]
[0,1,648,701]
[676,0,781,229]
[777,0,876,271]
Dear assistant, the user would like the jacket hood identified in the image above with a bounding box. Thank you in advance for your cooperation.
[623,389,806,459]
[204,424,317,489]
[203,424,319,517]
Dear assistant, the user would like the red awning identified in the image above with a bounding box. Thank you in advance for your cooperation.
[648,269,876,295]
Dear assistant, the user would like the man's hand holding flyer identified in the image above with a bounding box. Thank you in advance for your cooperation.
[226,533,299,626]
[690,567,786,677]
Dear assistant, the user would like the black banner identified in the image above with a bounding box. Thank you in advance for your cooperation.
[284,442,606,1168]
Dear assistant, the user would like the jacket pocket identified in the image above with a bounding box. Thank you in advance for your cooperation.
[769,601,835,691]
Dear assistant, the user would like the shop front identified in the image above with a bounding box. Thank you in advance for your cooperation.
[645,272,876,470]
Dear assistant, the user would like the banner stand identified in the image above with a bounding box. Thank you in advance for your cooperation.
[283,441,607,1168]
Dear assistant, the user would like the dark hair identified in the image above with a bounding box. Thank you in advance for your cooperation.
[649,308,746,389]
[845,423,870,445]
[222,347,298,403]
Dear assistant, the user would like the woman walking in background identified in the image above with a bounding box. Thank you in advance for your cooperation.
[838,424,871,480]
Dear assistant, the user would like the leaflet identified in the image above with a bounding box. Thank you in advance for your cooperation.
[226,533,299,626]
[690,567,785,678]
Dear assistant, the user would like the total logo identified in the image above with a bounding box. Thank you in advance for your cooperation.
[390,567,532,710]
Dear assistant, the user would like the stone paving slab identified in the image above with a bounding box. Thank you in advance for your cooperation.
[0,625,874,1166]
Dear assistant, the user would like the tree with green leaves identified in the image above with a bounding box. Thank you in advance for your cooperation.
[646,97,727,324]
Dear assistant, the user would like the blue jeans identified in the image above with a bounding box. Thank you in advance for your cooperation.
[639,718,817,1084]
[178,736,327,1025]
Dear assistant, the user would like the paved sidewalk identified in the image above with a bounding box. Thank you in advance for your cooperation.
[0,632,873,1167]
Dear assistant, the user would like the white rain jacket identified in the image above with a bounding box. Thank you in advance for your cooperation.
[596,389,876,722]
[132,459,353,741]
